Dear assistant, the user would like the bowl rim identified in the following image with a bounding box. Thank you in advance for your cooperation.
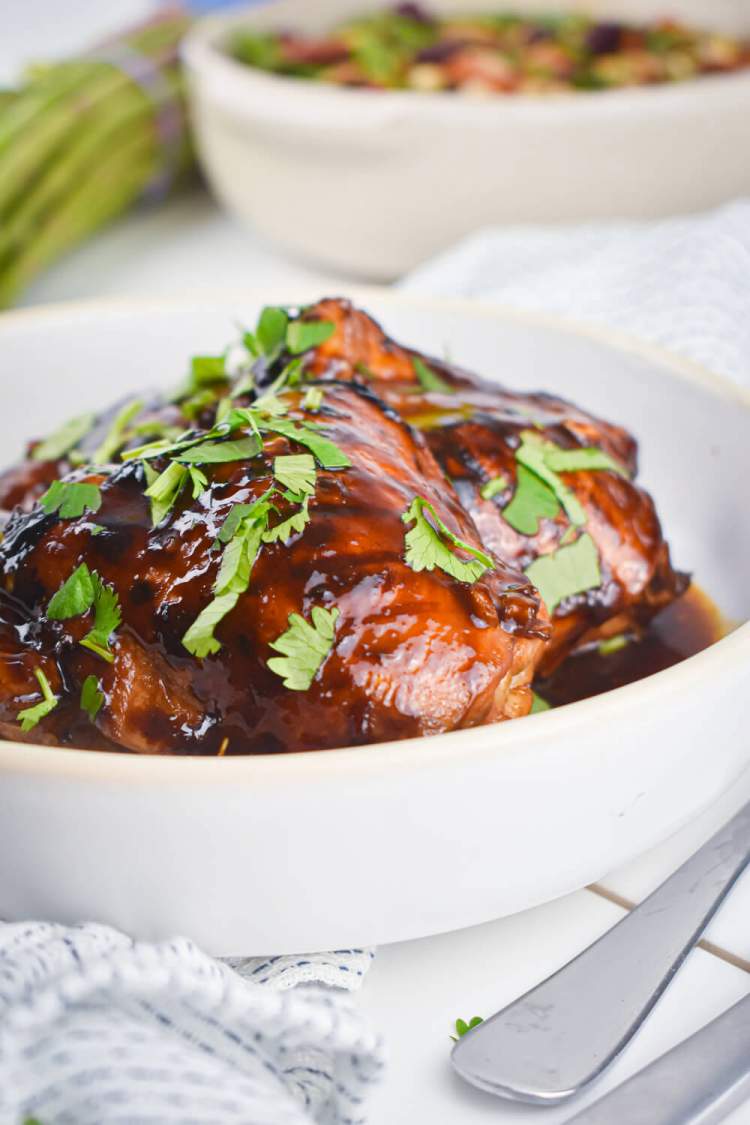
[181,0,750,124]
[1,284,748,784]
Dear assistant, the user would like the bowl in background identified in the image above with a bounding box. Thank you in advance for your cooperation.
[182,0,750,279]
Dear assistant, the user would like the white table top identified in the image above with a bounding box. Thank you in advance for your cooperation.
[6,5,750,1121]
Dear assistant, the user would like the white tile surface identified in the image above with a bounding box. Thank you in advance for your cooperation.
[363,888,750,1125]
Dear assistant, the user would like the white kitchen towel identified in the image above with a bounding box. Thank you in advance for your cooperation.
[402,199,750,386]
[0,922,383,1125]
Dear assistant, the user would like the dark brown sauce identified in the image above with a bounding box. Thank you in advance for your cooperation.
[536,586,732,709]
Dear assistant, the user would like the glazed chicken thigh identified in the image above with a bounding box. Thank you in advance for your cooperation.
[0,383,546,753]
[291,299,688,671]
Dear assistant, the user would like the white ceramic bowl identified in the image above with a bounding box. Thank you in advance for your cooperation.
[1,288,749,955]
[182,0,750,279]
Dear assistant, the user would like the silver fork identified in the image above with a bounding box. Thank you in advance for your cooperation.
[451,798,750,1104]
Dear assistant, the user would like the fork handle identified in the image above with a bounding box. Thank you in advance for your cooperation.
[567,991,750,1125]
[451,799,750,1103]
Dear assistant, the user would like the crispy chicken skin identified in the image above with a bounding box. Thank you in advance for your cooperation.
[292,299,688,670]
[0,384,546,754]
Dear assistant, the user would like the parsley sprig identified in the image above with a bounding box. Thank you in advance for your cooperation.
[31,413,95,463]
[402,497,493,584]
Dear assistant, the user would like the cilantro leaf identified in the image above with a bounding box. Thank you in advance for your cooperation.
[451,1016,484,1042]
[413,356,452,394]
[144,461,188,526]
[479,475,508,501]
[262,497,311,545]
[544,446,628,477]
[525,532,601,614]
[257,306,289,356]
[80,574,122,663]
[187,465,209,498]
[17,668,58,732]
[259,417,351,470]
[503,464,561,535]
[176,435,261,464]
[402,497,493,584]
[530,690,551,713]
[191,354,227,383]
[267,605,339,691]
[515,432,587,527]
[286,319,335,354]
[40,481,102,520]
[598,633,630,656]
[31,413,95,462]
[80,674,104,720]
[47,563,96,620]
[273,453,316,497]
[182,499,272,658]
[302,386,324,412]
[92,398,144,464]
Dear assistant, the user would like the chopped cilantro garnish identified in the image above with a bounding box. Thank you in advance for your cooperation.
[258,417,351,470]
[191,354,227,383]
[80,574,122,663]
[530,690,551,713]
[40,481,101,520]
[503,464,561,535]
[31,413,95,462]
[286,319,335,354]
[273,453,316,497]
[262,497,310,545]
[598,633,630,656]
[544,446,628,477]
[144,461,190,526]
[402,496,493,584]
[47,563,96,620]
[182,389,219,422]
[413,356,452,394]
[256,305,289,356]
[80,674,104,720]
[451,1016,484,1043]
[267,605,339,690]
[92,398,144,464]
[187,466,209,498]
[525,532,601,614]
[479,475,508,501]
[515,432,586,528]
[302,386,324,412]
[176,435,261,465]
[182,497,273,658]
[17,668,58,732]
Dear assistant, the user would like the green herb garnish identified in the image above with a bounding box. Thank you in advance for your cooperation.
[31,413,95,462]
[144,461,190,526]
[514,432,586,528]
[262,497,311,545]
[80,574,122,663]
[92,398,144,464]
[413,356,452,394]
[273,453,316,497]
[598,633,630,656]
[40,480,101,520]
[544,446,628,477]
[47,563,96,620]
[503,464,561,535]
[530,690,551,713]
[80,674,104,720]
[525,533,601,614]
[17,668,58,732]
[267,605,339,690]
[286,319,335,354]
[302,386,324,412]
[182,496,274,658]
[402,496,493,584]
[479,475,508,501]
[256,305,289,356]
[190,354,227,383]
[451,1016,483,1043]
